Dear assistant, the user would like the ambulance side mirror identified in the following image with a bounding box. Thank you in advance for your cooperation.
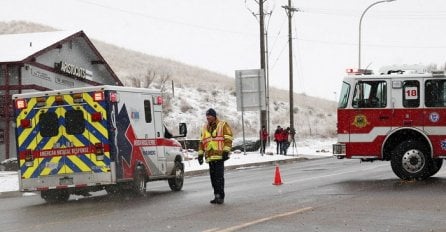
[178,123,187,137]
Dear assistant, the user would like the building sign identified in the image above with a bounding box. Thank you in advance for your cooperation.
[31,68,52,82]
[55,76,75,87]
[56,61,87,79]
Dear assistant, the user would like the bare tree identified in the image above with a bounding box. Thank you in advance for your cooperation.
[143,69,157,88]
[130,77,141,87]
[159,72,171,92]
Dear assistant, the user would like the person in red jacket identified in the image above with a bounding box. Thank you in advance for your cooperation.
[274,126,282,154]
[259,126,268,154]
[281,127,290,155]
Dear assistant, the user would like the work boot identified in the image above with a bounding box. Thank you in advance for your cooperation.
[210,194,224,204]
[210,198,224,204]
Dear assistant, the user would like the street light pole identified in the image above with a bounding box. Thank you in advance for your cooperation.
[358,0,396,69]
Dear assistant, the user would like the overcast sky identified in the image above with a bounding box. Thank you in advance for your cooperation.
[1,0,446,100]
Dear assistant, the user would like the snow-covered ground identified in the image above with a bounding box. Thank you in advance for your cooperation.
[0,138,335,193]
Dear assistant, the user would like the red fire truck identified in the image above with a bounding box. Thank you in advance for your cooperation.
[333,68,446,180]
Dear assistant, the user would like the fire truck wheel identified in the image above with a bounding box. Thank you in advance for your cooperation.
[132,168,147,196]
[41,189,70,203]
[428,158,443,177]
[391,140,431,180]
[168,161,184,191]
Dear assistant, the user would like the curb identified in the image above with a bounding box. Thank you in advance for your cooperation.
[0,190,23,199]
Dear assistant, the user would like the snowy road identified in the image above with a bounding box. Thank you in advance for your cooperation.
[1,157,446,232]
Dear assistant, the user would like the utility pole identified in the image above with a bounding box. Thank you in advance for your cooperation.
[259,0,267,134]
[282,0,299,137]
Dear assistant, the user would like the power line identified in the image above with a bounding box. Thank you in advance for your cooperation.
[76,0,257,36]
[296,37,446,49]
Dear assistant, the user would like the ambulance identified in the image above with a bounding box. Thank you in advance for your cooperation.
[13,85,187,202]
[333,68,446,180]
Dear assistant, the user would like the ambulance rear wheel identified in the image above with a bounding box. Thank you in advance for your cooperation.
[132,168,147,196]
[41,189,70,203]
[391,140,431,180]
[168,161,184,191]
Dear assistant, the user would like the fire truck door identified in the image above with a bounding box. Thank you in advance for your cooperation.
[349,80,391,144]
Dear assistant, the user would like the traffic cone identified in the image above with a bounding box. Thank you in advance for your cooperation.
[272,164,283,185]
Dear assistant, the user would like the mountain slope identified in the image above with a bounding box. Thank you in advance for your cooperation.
[0,20,337,139]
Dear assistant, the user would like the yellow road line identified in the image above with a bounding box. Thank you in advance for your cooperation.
[209,206,313,232]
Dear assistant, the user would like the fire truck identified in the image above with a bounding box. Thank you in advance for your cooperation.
[13,85,187,202]
[333,68,446,180]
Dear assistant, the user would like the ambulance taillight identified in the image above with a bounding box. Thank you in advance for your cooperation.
[73,93,84,103]
[36,97,46,107]
[93,91,105,101]
[21,149,34,167]
[55,95,64,104]
[155,96,163,105]
[15,99,27,110]
[94,143,105,161]
[20,119,32,128]
[91,112,102,122]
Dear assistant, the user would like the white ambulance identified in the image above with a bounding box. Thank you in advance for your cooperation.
[13,85,187,202]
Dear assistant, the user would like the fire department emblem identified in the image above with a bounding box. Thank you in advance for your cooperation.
[352,114,370,128]
[441,140,446,150]
[429,112,440,123]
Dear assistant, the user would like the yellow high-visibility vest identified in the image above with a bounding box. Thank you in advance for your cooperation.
[200,121,226,161]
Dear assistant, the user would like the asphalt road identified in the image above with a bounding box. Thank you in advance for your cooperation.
[1,157,446,232]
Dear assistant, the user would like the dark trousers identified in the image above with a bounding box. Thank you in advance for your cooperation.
[276,141,280,154]
[209,160,225,199]
[260,140,267,154]
[281,141,289,155]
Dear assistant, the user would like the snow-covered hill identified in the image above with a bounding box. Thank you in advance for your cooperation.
[0,21,337,139]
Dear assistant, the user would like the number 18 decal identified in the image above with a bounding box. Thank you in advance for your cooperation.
[405,87,418,99]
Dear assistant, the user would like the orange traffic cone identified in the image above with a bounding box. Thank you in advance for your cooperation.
[272,164,283,185]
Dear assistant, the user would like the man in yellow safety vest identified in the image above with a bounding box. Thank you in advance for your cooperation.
[198,108,233,204]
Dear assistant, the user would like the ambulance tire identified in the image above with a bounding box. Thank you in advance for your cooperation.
[168,161,184,191]
[41,189,70,203]
[132,168,147,196]
[391,140,432,180]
